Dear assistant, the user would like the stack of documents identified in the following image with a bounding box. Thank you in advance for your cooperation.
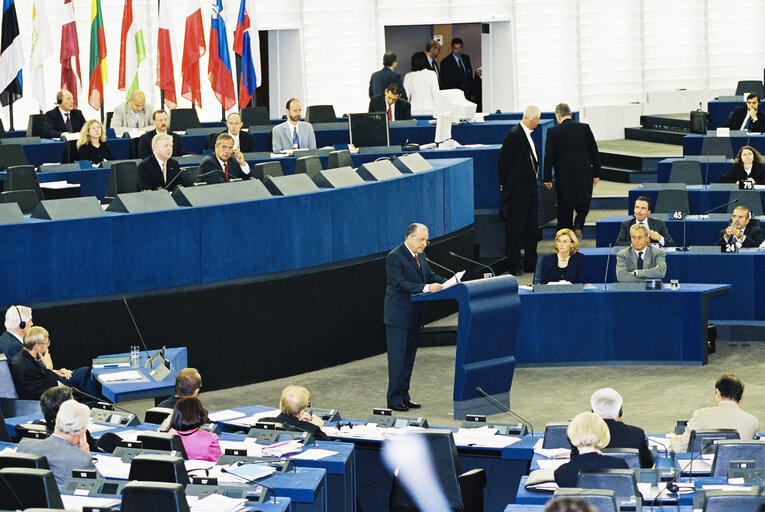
[452,426,521,448]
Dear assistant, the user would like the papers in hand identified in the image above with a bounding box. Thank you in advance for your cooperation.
[439,271,466,291]
[97,370,144,383]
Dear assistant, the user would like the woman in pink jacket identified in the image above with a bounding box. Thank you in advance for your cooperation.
[169,397,221,461]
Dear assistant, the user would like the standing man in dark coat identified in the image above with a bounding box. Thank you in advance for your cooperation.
[383,223,446,412]
[439,38,474,101]
[543,103,601,236]
[498,106,541,275]
[369,51,407,100]
[425,39,441,86]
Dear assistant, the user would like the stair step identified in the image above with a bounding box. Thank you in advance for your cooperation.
[625,127,686,145]
[591,195,629,210]
[600,166,657,184]
[640,114,691,132]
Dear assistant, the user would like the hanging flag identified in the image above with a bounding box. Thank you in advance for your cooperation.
[208,0,235,110]
[233,0,261,109]
[0,0,23,107]
[88,0,107,110]
[156,0,178,109]
[61,0,82,108]
[181,0,205,106]
[30,0,54,112]
[118,0,146,97]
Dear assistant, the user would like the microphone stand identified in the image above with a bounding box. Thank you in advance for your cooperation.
[448,252,495,277]
[603,243,612,289]
[425,257,457,278]
[475,387,534,436]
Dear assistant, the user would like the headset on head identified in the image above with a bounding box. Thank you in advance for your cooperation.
[14,306,25,330]
[56,92,63,105]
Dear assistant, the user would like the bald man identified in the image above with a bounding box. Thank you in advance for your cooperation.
[111,90,154,137]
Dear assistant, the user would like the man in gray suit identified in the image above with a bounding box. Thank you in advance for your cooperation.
[17,399,98,484]
[110,90,154,137]
[271,98,317,153]
[615,196,675,247]
[615,224,666,282]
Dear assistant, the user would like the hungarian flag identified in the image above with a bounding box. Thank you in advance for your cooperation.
[118,0,146,97]
[87,0,107,110]
[233,0,260,109]
[156,0,178,109]
[208,0,235,110]
[30,0,54,111]
[0,0,23,106]
[181,0,205,106]
[61,0,82,108]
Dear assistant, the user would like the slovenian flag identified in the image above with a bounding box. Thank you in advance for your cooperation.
[208,0,235,110]
[233,0,260,108]
[87,0,107,110]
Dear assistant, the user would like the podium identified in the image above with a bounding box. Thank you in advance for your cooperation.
[413,275,521,419]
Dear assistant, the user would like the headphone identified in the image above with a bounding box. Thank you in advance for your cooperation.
[56,92,63,105]
[14,306,25,330]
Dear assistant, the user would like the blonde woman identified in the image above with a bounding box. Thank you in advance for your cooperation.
[539,229,585,284]
[75,119,113,164]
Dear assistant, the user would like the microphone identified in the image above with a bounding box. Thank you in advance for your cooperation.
[425,257,457,277]
[70,386,138,418]
[475,387,534,436]
[162,165,191,190]
[702,198,738,216]
[122,297,165,369]
[219,466,278,503]
[449,252,495,277]
[603,243,612,290]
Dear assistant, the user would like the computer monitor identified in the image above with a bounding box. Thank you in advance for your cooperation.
[349,113,389,148]
[435,112,453,144]
[434,89,477,121]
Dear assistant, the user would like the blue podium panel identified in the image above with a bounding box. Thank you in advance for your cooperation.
[91,347,188,402]
[656,158,732,184]
[628,185,765,216]
[579,248,762,320]
[22,139,131,167]
[707,99,739,130]
[261,466,326,512]
[37,168,111,200]
[595,215,740,247]
[516,284,730,365]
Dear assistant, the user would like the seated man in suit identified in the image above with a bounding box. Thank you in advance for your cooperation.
[271,99,317,153]
[722,93,765,132]
[262,385,329,441]
[137,133,183,191]
[157,368,202,409]
[220,112,255,153]
[368,83,412,121]
[137,110,184,159]
[199,133,251,184]
[615,196,675,247]
[0,305,32,361]
[110,89,154,137]
[615,224,666,282]
[17,399,98,484]
[369,51,406,99]
[716,205,765,249]
[42,90,86,139]
[670,374,759,452]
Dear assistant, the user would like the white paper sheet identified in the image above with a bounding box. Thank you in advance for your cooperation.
[61,495,121,510]
[292,448,339,460]
[207,409,247,422]
[97,370,144,382]
[226,409,281,427]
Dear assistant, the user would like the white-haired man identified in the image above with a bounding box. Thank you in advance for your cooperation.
[0,305,32,361]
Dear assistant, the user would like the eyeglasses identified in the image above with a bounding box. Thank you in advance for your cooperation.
[408,235,430,246]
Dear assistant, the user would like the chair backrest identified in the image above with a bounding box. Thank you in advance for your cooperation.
[602,448,641,469]
[700,137,734,159]
[0,190,40,214]
[703,488,765,512]
[253,161,283,181]
[669,160,703,185]
[0,452,49,470]
[295,155,323,178]
[241,106,270,126]
[168,108,201,132]
[26,114,45,137]
[735,80,765,98]
[553,488,619,512]
[205,132,219,150]
[144,407,174,425]
[727,191,764,216]
[576,469,639,500]
[305,104,337,124]
[0,467,63,510]
[710,440,765,477]
[327,150,352,169]
[136,432,187,459]
[542,422,570,449]
[105,111,114,129]
[654,189,690,215]
[688,429,740,454]
[120,481,190,512]
[128,454,189,484]
[180,166,199,187]
[0,355,18,400]
[106,161,139,201]
[0,146,29,172]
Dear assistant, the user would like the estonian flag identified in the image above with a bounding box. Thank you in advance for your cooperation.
[0,0,22,107]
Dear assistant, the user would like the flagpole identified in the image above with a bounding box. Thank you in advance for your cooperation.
[8,102,13,131]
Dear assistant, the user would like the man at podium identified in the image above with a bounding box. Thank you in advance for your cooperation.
[383,223,446,412]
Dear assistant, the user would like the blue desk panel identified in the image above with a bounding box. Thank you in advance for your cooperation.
[656,158,732,184]
[594,215,757,247]
[628,184,765,216]
[506,507,694,512]
[577,248,764,320]
[91,347,188,402]
[22,138,131,167]
[707,99,739,130]
[683,133,765,157]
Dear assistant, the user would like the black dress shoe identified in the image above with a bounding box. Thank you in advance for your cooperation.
[390,403,409,412]
[403,400,421,409]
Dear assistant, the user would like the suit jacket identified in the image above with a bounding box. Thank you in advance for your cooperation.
[670,401,760,452]
[498,123,539,212]
[219,130,255,153]
[198,154,250,184]
[137,130,184,159]
[368,67,406,99]
[110,101,155,137]
[368,95,412,121]
[722,106,765,132]
[538,252,585,284]
[716,223,765,248]
[169,428,222,462]
[0,331,22,361]
[42,107,86,139]
[261,412,330,442]
[137,156,183,191]
[570,419,654,469]
[426,57,440,85]
[383,243,445,329]
[9,349,59,400]
[17,434,98,485]
[439,53,473,94]
[553,452,629,488]
[615,217,675,247]
[720,162,765,185]
[543,119,601,207]
[615,245,667,282]
[271,121,317,153]
[76,142,114,164]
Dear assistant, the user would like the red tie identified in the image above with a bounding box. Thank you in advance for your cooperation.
[224,162,229,182]
[387,105,392,121]
[414,254,420,267]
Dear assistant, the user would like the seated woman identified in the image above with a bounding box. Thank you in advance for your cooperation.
[720,145,765,185]
[75,119,113,165]
[554,411,629,488]
[538,229,585,284]
[168,396,221,461]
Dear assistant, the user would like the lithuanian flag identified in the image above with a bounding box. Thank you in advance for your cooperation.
[88,0,107,110]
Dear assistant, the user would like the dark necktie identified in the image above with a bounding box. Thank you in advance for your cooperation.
[387,105,392,121]
[745,116,752,131]
[637,251,644,270]
[64,113,72,132]
[414,254,420,268]
[224,162,229,182]
[292,128,299,148]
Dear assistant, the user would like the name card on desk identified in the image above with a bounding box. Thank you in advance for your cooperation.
[716,127,731,137]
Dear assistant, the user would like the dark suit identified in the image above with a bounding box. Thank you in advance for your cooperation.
[440,53,473,97]
[368,95,412,121]
[9,350,59,400]
[615,217,675,247]
[219,131,255,153]
[137,156,183,191]
[262,412,330,442]
[383,243,445,407]
[716,223,765,248]
[42,107,85,139]
[0,331,22,361]
[722,107,765,132]
[498,123,540,273]
[369,67,406,100]
[137,130,184,159]
[720,163,765,185]
[543,119,601,231]
[198,154,250,184]
[554,451,629,488]
[538,252,585,284]
[427,57,440,86]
